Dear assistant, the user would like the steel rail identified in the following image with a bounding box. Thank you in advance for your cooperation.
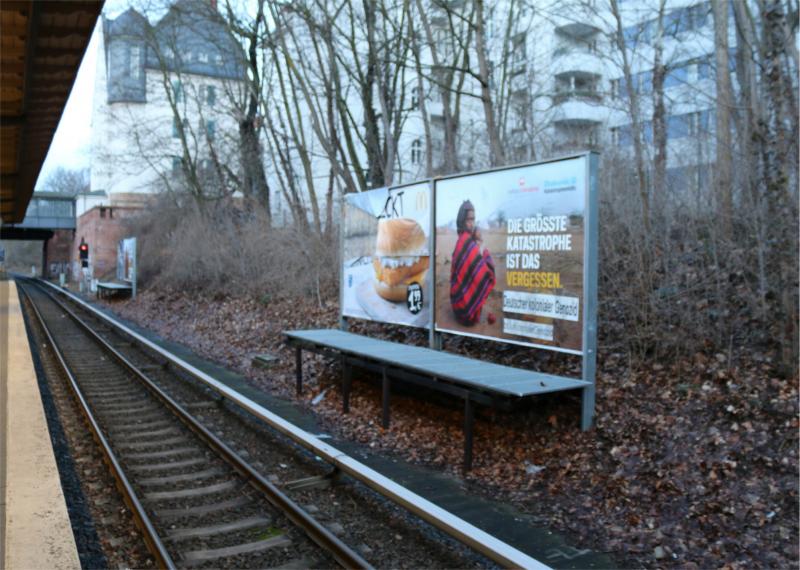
[26,279,372,570]
[39,278,552,570]
[18,282,177,569]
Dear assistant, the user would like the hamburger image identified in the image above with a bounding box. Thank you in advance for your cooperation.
[372,218,430,302]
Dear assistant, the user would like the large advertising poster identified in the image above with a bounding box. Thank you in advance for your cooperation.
[434,157,587,354]
[342,183,431,328]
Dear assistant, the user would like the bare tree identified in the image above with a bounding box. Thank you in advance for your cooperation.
[223,0,272,222]
[711,0,733,236]
[608,0,651,231]
[39,167,90,196]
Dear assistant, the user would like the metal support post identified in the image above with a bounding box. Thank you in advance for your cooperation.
[381,367,390,429]
[463,396,474,472]
[342,360,351,413]
[295,347,302,395]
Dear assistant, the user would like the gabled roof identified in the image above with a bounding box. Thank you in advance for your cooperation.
[104,7,146,37]
[103,0,245,82]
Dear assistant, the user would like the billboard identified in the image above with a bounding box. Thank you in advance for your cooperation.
[434,157,588,354]
[342,183,431,328]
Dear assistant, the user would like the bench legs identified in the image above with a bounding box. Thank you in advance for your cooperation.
[381,368,390,429]
[463,396,474,472]
[294,348,478,470]
[342,360,352,413]
[295,347,302,395]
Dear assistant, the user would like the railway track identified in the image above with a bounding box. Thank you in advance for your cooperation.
[19,278,548,569]
[20,280,366,569]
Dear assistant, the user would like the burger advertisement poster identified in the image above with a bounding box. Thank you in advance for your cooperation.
[342,182,431,328]
[434,157,588,354]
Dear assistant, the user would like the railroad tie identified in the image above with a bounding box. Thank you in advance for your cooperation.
[128,457,206,473]
[138,467,225,486]
[165,516,272,542]
[115,436,189,450]
[143,479,239,501]
[153,495,252,520]
[112,419,172,433]
[110,426,180,441]
[125,446,196,460]
[180,534,292,567]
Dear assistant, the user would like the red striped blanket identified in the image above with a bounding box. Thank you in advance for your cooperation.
[449,231,496,326]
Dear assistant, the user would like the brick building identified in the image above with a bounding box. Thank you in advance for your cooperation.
[70,204,141,281]
[44,229,75,279]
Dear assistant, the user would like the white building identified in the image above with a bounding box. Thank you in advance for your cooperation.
[85,0,768,224]
[265,0,728,220]
[84,0,246,217]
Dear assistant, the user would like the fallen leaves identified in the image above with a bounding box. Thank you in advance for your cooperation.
[99,287,799,569]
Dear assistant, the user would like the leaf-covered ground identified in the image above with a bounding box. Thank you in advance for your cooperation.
[102,288,799,569]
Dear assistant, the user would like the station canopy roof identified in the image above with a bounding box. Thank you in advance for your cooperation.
[1,0,103,224]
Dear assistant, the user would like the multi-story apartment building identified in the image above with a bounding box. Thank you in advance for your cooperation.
[604,1,721,195]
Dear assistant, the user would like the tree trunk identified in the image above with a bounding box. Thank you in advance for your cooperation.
[712,0,734,238]
[651,1,667,219]
[362,0,383,188]
[474,0,505,166]
[609,0,651,232]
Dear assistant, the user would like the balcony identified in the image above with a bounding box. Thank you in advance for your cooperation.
[552,9,603,38]
[551,95,605,125]
[552,89,602,105]
[552,49,604,77]
[552,140,603,154]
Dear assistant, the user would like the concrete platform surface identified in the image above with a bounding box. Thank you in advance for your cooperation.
[1,279,80,570]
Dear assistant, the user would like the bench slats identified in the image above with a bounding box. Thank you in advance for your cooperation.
[285,329,588,398]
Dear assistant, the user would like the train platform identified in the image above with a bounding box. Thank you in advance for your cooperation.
[0,278,80,570]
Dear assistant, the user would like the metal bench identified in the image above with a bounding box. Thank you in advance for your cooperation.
[96,281,132,299]
[285,328,589,470]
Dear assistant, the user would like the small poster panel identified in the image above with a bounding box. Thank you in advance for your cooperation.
[117,237,136,282]
[342,182,431,328]
[435,157,587,354]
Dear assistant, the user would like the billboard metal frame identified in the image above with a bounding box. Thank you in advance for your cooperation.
[337,152,599,429]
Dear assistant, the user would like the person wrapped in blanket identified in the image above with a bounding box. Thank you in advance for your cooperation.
[449,200,496,326]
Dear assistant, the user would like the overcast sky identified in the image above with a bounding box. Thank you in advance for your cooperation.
[36,1,130,189]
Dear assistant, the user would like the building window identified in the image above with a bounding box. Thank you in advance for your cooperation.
[172,79,182,103]
[667,114,689,139]
[411,139,422,165]
[610,78,620,99]
[410,86,419,110]
[201,119,216,142]
[173,117,188,138]
[129,46,140,79]
[665,65,689,88]
[206,85,216,106]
